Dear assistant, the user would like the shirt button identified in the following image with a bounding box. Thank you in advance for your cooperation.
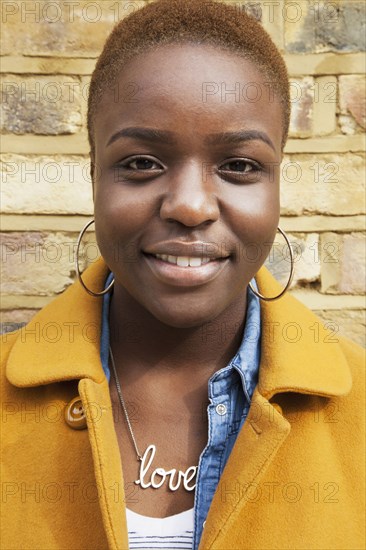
[64,396,87,430]
[203,521,206,528]
[215,403,227,416]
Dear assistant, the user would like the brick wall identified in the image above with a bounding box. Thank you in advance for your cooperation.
[1,0,365,346]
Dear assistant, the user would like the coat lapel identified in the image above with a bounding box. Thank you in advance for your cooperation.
[199,390,291,549]
[255,264,352,400]
[5,258,129,549]
[198,265,352,549]
[78,376,129,550]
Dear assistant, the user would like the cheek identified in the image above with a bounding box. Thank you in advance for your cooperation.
[224,182,280,254]
[94,186,151,262]
[236,218,279,270]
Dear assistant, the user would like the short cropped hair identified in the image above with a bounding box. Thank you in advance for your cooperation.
[87,0,290,155]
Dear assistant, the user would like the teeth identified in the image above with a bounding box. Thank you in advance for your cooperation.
[177,256,189,267]
[189,257,204,267]
[154,254,212,267]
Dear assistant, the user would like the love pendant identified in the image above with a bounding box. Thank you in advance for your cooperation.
[134,444,197,491]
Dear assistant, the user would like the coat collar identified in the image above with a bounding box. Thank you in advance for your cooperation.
[256,269,352,399]
[5,257,352,398]
[6,257,109,387]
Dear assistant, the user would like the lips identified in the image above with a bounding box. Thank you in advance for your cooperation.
[141,239,231,286]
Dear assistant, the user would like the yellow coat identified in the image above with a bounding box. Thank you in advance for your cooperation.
[1,257,365,550]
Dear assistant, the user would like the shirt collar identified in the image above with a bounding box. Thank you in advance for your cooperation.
[100,271,114,383]
[100,273,261,399]
[232,280,261,401]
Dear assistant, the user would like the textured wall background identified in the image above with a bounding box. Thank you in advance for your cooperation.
[0,0,365,346]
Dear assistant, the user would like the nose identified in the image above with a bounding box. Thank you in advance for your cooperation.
[160,161,220,227]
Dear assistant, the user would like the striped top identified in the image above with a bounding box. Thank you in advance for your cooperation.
[126,506,194,549]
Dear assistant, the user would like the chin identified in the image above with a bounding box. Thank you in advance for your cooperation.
[147,302,221,330]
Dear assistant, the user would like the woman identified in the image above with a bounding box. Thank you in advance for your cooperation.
[1,0,364,549]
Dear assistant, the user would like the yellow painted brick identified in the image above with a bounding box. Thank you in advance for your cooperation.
[289,76,338,138]
[285,53,365,76]
[0,154,93,215]
[0,231,98,296]
[284,0,312,51]
[289,77,314,138]
[339,75,366,131]
[1,53,365,77]
[280,154,366,215]
[313,76,337,136]
[285,0,366,54]
[0,309,39,335]
[314,309,365,348]
[1,75,82,135]
[265,232,320,288]
[319,232,343,294]
[1,214,365,233]
[0,1,147,58]
[320,232,366,295]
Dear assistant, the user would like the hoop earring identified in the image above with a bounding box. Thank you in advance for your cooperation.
[75,219,114,297]
[249,226,294,301]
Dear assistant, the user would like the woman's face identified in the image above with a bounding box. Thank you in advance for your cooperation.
[93,43,284,327]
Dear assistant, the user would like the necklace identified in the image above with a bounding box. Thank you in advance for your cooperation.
[109,345,198,492]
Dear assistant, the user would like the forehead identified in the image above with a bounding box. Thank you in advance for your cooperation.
[94,43,283,151]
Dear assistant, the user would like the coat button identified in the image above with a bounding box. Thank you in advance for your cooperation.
[64,396,87,430]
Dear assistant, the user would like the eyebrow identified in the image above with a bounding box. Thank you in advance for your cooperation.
[206,130,275,151]
[107,126,275,151]
[107,127,176,147]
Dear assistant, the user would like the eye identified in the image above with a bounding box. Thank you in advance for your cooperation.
[118,155,164,171]
[219,158,261,174]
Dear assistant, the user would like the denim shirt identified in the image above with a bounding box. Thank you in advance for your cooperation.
[100,272,261,550]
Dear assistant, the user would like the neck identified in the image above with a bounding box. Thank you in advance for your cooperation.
[109,283,248,383]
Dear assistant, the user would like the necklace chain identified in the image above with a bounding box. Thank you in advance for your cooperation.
[109,345,142,461]
[109,344,198,492]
